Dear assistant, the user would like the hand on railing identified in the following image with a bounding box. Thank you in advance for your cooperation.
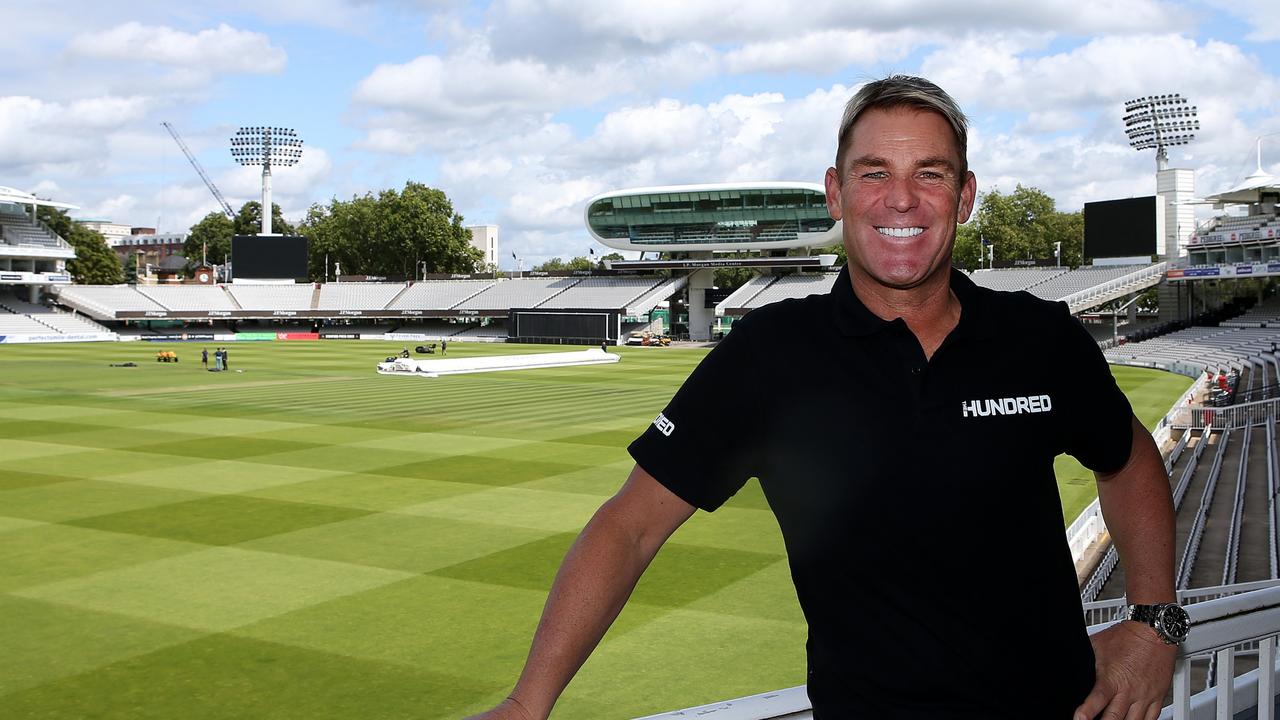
[1073,621,1176,720]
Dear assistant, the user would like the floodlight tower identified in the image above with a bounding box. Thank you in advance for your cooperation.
[229,126,303,235]
[1123,94,1199,260]
[1123,94,1199,171]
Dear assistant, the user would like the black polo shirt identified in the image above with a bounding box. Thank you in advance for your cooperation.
[628,266,1134,719]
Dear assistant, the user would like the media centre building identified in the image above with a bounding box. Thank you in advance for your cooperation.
[584,182,842,340]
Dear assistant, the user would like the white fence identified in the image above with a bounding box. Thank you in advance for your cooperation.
[640,585,1280,720]
[1166,396,1280,430]
[1063,262,1168,314]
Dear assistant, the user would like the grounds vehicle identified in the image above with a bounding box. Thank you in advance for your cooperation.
[155,351,178,362]
[415,344,437,354]
[626,331,670,347]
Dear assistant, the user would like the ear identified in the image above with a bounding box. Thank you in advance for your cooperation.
[956,170,977,224]
[824,166,843,221]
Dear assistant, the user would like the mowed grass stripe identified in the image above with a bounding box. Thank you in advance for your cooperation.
[0,340,1191,718]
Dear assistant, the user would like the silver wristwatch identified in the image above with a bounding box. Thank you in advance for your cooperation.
[1122,602,1190,645]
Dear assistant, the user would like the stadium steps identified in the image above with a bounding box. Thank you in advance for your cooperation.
[222,285,242,310]
[531,278,583,308]
[446,281,501,310]
[384,283,412,310]
[1237,424,1273,583]
[310,284,321,310]
[1096,428,1200,600]
[1184,430,1239,589]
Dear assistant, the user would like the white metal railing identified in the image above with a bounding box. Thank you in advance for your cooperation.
[1161,585,1280,720]
[1166,396,1280,430]
[1271,415,1279,579]
[1063,262,1168,314]
[641,586,1280,720]
[1221,427,1250,586]
[1172,429,1210,511]
[1082,578,1280,626]
[1178,428,1230,590]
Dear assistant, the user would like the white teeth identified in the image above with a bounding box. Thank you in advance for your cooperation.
[876,227,924,238]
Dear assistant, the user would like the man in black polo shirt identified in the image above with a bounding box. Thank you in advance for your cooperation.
[471,76,1178,720]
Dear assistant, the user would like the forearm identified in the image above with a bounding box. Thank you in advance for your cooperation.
[508,494,674,717]
[1096,415,1177,603]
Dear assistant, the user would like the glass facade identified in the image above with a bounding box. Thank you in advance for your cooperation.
[588,188,835,246]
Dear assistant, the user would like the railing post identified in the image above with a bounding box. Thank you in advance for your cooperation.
[1260,636,1276,720]
[1174,660,1192,720]
[1215,648,1235,719]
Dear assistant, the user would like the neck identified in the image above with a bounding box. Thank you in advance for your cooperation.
[848,266,961,360]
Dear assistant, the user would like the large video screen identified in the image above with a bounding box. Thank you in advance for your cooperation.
[232,235,309,280]
[1083,197,1157,260]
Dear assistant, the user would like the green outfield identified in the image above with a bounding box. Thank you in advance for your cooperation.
[0,340,1191,719]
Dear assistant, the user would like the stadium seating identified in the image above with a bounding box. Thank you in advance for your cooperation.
[537,277,660,309]
[1025,265,1148,301]
[316,282,407,310]
[225,284,315,311]
[387,280,494,310]
[0,295,113,335]
[967,267,1067,292]
[716,274,776,312]
[454,277,578,311]
[1222,295,1280,328]
[449,322,508,339]
[54,285,167,316]
[137,285,239,311]
[740,273,839,309]
[0,212,66,248]
[1105,326,1279,376]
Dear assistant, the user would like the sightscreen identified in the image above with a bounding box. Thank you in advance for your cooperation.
[511,310,617,344]
[1083,197,1157,260]
[231,235,309,280]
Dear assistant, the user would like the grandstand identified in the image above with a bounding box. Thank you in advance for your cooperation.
[968,267,1066,292]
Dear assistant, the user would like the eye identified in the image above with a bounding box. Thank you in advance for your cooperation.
[861,171,888,180]
[918,171,946,182]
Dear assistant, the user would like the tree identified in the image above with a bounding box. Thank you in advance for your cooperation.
[597,252,624,270]
[234,201,295,237]
[184,212,235,266]
[300,181,481,280]
[969,185,1082,268]
[66,226,124,284]
[34,207,124,284]
[534,256,592,271]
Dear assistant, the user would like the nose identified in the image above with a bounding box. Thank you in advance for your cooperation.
[883,176,918,212]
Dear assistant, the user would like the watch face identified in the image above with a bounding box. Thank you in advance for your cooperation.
[1157,605,1190,642]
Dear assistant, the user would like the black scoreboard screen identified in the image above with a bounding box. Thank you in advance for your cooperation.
[1083,197,1157,260]
[232,235,309,280]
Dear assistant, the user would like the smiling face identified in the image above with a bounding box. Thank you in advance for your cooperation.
[825,106,976,296]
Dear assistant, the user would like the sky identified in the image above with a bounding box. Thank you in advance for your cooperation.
[1,0,1278,269]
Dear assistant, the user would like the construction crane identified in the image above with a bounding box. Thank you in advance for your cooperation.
[161,122,235,219]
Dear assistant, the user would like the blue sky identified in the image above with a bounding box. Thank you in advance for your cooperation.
[2,0,1277,268]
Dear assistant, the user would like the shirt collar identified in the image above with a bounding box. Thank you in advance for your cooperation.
[830,264,986,338]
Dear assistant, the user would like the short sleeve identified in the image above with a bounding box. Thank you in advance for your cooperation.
[1055,303,1134,473]
[628,315,766,511]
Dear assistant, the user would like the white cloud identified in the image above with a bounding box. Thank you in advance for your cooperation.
[1202,0,1280,42]
[0,95,150,174]
[67,22,286,75]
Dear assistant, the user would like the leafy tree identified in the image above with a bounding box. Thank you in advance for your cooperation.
[184,212,235,266]
[597,252,624,270]
[300,181,481,280]
[66,226,124,284]
[33,207,124,284]
[969,185,1082,267]
[953,222,982,271]
[534,256,592,271]
[234,201,295,237]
